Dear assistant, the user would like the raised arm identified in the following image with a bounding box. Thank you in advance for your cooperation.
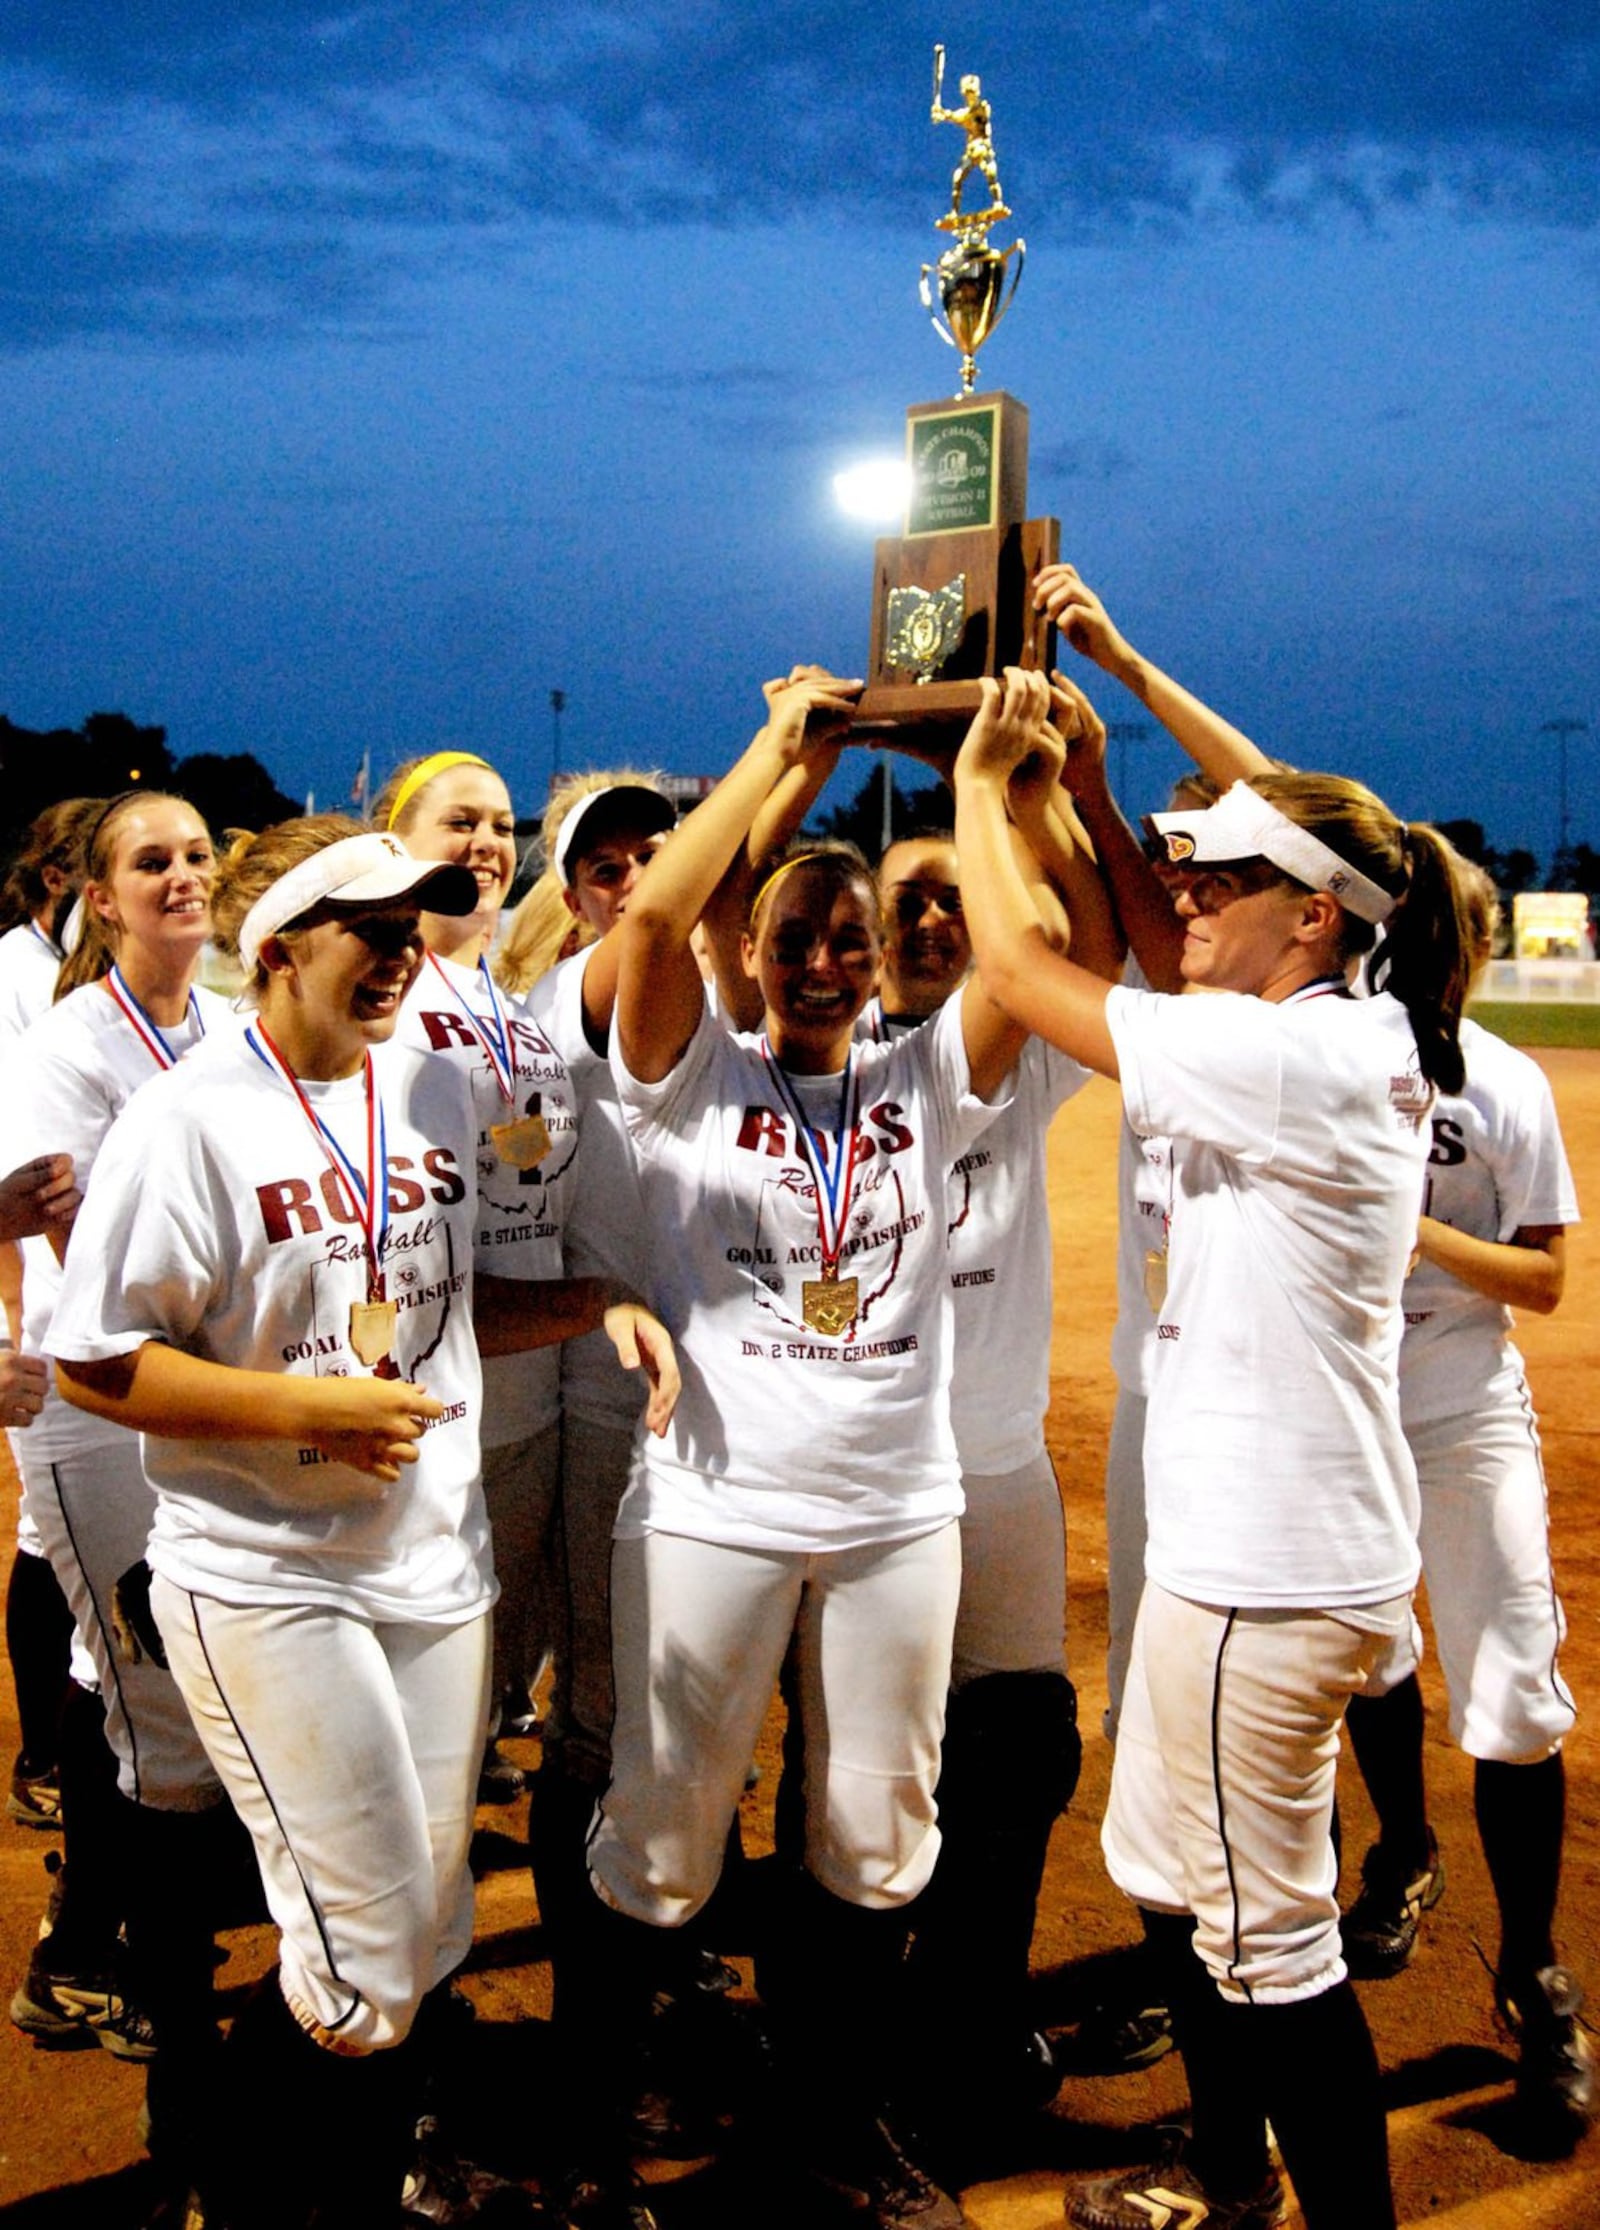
[1035,564,1273,787]
[1045,671,1189,991]
[953,685,1120,1079]
[616,669,861,1083]
[700,673,852,1029]
[1003,724,1125,987]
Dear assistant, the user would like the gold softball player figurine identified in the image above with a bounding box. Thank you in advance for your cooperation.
[931,47,1010,232]
[922,46,1025,396]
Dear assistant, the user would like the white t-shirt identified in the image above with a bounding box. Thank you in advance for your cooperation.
[1106,978,1432,1610]
[0,922,61,1041]
[47,1030,492,1623]
[523,945,651,1432]
[1107,960,1181,1399]
[1399,1016,1580,1427]
[1109,1122,1181,1398]
[858,1002,1088,1469]
[941,1034,1088,1470]
[611,997,1005,1551]
[394,952,578,1448]
[3,979,234,1461]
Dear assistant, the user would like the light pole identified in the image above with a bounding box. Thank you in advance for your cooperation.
[550,689,568,785]
[1539,718,1588,868]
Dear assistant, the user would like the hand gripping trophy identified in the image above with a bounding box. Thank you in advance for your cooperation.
[853,50,1057,732]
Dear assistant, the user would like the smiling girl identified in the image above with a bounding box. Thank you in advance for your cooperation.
[955,685,1471,2230]
[48,813,676,2227]
[6,790,235,2206]
[378,751,581,1793]
[558,669,1045,2230]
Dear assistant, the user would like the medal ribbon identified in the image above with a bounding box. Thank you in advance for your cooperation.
[425,952,516,1104]
[105,965,205,1070]
[760,1040,862,1278]
[245,1024,390,1298]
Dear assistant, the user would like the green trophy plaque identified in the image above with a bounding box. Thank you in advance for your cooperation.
[854,50,1059,737]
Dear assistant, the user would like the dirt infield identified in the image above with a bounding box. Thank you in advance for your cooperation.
[2,1052,1596,2224]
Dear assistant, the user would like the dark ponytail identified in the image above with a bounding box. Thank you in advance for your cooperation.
[1250,772,1470,1095]
[1378,825,1471,1095]
[0,796,104,937]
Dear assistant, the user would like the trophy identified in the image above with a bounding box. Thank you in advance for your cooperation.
[853,49,1059,738]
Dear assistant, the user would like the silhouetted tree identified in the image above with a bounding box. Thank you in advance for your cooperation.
[79,713,175,795]
[0,712,173,865]
[1482,845,1541,896]
[173,754,301,840]
[811,760,950,858]
[1549,841,1600,896]
[1437,819,1490,865]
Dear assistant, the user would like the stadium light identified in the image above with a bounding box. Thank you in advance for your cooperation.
[833,458,909,525]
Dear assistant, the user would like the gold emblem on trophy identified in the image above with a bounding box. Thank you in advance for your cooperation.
[920,48,1025,399]
[884,576,968,684]
[852,51,1057,735]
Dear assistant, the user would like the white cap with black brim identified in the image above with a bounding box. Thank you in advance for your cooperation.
[238,833,478,975]
[552,786,677,888]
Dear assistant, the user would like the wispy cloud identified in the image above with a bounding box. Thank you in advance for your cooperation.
[3,4,1597,351]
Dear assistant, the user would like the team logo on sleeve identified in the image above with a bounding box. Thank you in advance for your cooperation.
[1387,1073,1433,1132]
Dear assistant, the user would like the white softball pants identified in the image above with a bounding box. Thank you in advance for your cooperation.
[152,1580,490,2053]
[545,1410,636,1782]
[590,1522,963,1927]
[480,1418,562,1705]
[1360,1396,1576,1762]
[1103,1583,1390,2004]
[1102,1386,1149,1740]
[21,1439,221,1810]
[951,1448,1067,1685]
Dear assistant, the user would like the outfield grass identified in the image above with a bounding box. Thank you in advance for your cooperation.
[1466,1000,1600,1049]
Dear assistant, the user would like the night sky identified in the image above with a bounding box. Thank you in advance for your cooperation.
[3,4,1596,857]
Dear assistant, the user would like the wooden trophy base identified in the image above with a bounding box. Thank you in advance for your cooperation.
[854,515,1060,736]
[850,390,1059,744]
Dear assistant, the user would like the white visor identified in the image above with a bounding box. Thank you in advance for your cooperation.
[1147,781,1397,926]
[238,832,477,974]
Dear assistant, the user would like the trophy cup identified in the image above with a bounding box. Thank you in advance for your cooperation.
[853,49,1059,738]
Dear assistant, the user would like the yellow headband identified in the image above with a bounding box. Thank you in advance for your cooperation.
[749,850,835,927]
[385,752,493,832]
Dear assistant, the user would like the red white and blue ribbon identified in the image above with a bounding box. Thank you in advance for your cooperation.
[425,952,516,1104]
[245,1023,390,1295]
[105,965,206,1070]
[759,1039,862,1279]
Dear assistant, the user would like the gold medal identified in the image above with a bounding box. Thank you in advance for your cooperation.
[491,1112,551,1168]
[802,1275,859,1337]
[349,1297,398,1366]
[1142,1250,1168,1314]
